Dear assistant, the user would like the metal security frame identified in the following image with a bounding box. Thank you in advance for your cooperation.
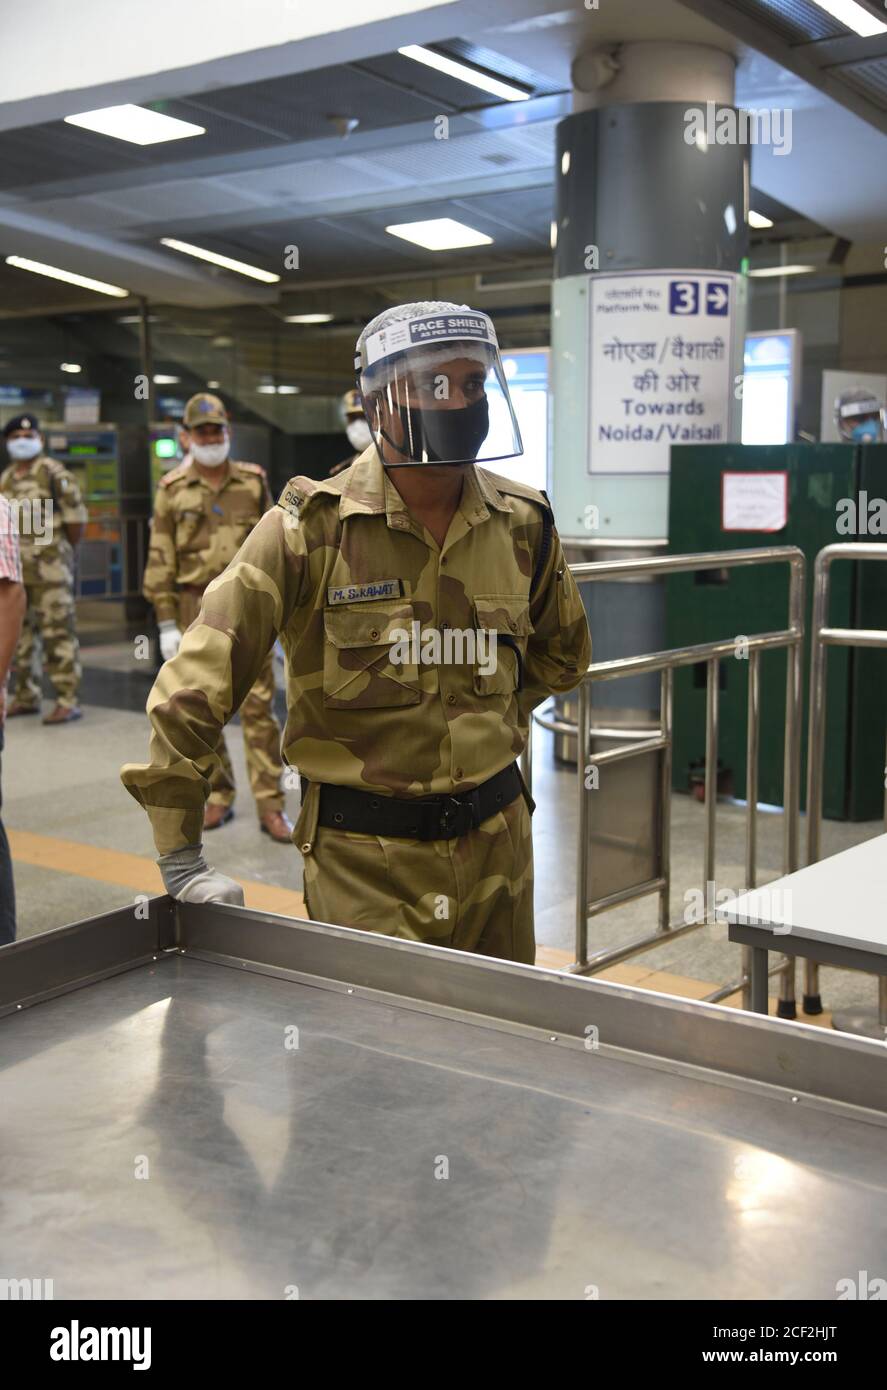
[804,542,887,1026]
[564,547,805,1013]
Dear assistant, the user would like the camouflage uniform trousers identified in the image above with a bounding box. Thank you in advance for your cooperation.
[178,589,285,813]
[295,779,535,964]
[13,574,81,710]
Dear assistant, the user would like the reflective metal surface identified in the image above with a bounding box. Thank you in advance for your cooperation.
[1,902,886,1300]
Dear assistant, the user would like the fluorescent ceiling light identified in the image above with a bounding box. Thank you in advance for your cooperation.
[808,0,887,37]
[60,362,82,373]
[153,374,180,384]
[5,255,128,298]
[207,380,220,389]
[64,104,206,146]
[283,313,333,324]
[257,384,301,395]
[385,218,493,250]
[748,210,774,229]
[117,313,159,324]
[160,237,280,284]
[398,44,530,102]
[747,264,817,278]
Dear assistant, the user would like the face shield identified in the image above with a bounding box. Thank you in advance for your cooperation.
[356,309,523,467]
[835,391,885,444]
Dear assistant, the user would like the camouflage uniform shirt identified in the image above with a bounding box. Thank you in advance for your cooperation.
[0,455,87,583]
[122,449,591,855]
[143,457,273,622]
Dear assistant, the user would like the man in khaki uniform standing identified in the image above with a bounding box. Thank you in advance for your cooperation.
[0,414,87,724]
[122,304,590,963]
[143,392,292,841]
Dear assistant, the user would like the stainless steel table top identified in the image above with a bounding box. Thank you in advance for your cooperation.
[2,912,887,1300]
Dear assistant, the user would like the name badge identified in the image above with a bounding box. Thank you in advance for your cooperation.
[327,579,402,605]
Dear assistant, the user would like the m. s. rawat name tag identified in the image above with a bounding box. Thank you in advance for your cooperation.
[327,579,403,605]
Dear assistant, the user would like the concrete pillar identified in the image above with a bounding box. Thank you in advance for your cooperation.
[550,42,748,541]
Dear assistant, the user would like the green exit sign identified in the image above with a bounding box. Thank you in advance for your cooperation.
[154,437,177,458]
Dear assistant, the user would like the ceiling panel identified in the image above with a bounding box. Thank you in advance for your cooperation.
[838,56,887,109]
[724,0,848,43]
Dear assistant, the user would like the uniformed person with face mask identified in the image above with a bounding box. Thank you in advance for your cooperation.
[0,414,88,724]
[329,389,373,477]
[834,388,885,445]
[122,303,591,963]
[141,392,292,841]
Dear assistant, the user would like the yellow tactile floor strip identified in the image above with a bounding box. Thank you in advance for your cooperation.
[8,829,308,917]
[9,831,832,1026]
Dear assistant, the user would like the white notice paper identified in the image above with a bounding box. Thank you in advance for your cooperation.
[721,472,788,532]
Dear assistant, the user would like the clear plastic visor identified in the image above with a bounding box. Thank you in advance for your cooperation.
[359,342,523,467]
[837,410,883,441]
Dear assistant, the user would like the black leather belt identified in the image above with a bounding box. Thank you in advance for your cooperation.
[304,763,529,841]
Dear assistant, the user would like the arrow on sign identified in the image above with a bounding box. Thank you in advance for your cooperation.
[706,283,729,315]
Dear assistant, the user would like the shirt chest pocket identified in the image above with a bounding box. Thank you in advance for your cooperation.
[473,594,534,697]
[323,602,420,709]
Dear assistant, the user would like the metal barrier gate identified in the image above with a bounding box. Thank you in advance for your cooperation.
[803,542,887,1032]
[528,546,805,1013]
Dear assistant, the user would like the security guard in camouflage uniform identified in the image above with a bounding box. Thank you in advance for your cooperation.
[1,414,87,724]
[122,303,591,963]
[142,392,292,842]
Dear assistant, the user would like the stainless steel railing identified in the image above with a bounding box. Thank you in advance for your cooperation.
[548,546,805,1012]
[803,542,887,1025]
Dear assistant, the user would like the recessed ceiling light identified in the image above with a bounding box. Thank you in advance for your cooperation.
[283,313,334,324]
[385,218,494,251]
[5,255,128,298]
[160,238,280,284]
[60,362,82,373]
[64,104,206,146]
[398,45,531,101]
[747,264,817,278]
[808,0,886,37]
[257,384,301,395]
[749,210,774,229]
[207,380,220,389]
[153,374,181,384]
[117,313,159,324]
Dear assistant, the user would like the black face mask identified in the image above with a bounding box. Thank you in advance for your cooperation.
[392,395,490,464]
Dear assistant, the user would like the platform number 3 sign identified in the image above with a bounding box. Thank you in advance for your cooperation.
[669,279,730,316]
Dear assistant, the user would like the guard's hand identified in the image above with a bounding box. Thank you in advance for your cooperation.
[178,869,245,906]
[158,621,183,662]
[159,844,245,906]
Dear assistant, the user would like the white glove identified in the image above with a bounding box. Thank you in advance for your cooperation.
[178,871,244,906]
[158,621,182,662]
[159,845,245,906]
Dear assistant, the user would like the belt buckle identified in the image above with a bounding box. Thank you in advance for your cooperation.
[438,795,468,838]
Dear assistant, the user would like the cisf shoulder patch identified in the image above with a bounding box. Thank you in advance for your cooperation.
[327,579,403,605]
[277,483,304,520]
